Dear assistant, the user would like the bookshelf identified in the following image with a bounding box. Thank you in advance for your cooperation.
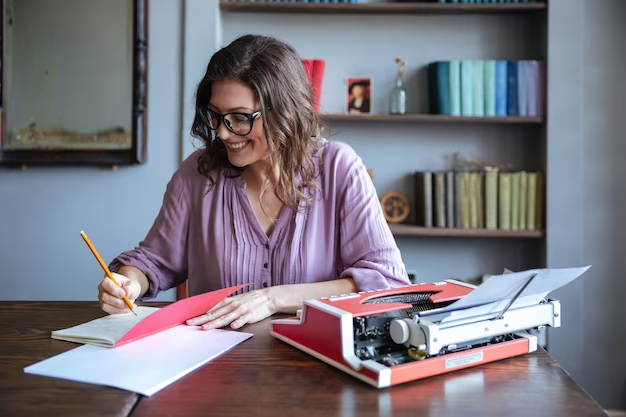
[217,1,548,280]
[388,224,544,238]
[219,2,547,15]
[321,114,543,124]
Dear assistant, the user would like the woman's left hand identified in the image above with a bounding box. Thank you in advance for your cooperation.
[186,288,277,330]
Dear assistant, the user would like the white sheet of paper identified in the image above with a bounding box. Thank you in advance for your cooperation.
[24,325,252,396]
[420,266,591,322]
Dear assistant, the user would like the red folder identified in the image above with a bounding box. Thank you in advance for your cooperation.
[115,284,249,346]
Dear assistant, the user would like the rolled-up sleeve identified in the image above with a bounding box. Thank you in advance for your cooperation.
[337,153,410,291]
[109,170,190,299]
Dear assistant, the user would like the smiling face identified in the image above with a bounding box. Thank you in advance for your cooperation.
[352,85,365,99]
[209,79,269,170]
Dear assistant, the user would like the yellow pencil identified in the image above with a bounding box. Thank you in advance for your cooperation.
[80,231,137,316]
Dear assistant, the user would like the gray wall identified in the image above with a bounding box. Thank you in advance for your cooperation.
[7,0,132,138]
[547,0,626,410]
[1,0,624,410]
[0,0,181,302]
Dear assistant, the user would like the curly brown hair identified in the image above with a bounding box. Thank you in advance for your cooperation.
[191,34,324,215]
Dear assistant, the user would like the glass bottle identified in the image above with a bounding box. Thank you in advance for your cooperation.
[389,76,407,115]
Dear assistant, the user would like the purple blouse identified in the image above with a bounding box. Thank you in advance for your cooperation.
[109,139,410,299]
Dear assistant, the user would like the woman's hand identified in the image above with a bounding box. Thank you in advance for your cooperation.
[186,289,277,330]
[97,272,142,314]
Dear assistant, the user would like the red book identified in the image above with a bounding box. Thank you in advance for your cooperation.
[302,59,325,113]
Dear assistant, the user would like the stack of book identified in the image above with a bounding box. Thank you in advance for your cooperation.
[413,170,543,231]
[428,60,544,117]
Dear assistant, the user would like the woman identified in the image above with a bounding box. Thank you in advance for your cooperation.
[98,34,409,330]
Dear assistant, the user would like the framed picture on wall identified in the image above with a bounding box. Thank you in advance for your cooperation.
[0,0,148,167]
[346,77,372,115]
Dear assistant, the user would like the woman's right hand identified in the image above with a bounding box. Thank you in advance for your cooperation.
[98,272,142,314]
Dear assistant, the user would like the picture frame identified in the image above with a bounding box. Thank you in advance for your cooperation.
[346,77,372,115]
[0,0,148,167]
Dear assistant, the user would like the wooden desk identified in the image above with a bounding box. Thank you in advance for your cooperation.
[0,302,609,417]
[0,302,139,417]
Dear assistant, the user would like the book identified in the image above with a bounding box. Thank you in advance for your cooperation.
[449,60,461,116]
[472,60,485,117]
[499,172,511,230]
[461,60,474,116]
[414,171,433,227]
[434,172,446,228]
[484,60,497,117]
[446,171,455,228]
[485,168,498,229]
[51,284,249,347]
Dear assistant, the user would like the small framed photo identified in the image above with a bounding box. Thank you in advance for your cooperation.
[346,77,372,114]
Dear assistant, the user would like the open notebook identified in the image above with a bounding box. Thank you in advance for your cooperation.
[51,284,248,347]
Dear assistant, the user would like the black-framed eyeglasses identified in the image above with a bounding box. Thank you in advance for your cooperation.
[207,110,262,136]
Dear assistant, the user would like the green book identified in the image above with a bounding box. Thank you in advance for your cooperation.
[526,173,537,230]
[519,171,527,230]
[469,172,478,228]
[477,172,485,228]
[499,173,511,230]
[510,172,520,230]
[485,169,498,229]
[460,172,471,228]
[535,172,544,230]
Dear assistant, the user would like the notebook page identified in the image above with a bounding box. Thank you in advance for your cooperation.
[51,306,160,347]
[26,325,253,396]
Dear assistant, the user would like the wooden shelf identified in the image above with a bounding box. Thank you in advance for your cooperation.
[321,114,544,124]
[219,2,547,15]
[389,224,544,238]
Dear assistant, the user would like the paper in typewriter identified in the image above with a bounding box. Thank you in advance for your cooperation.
[420,266,591,323]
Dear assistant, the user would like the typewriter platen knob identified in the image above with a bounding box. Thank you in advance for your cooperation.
[389,319,411,344]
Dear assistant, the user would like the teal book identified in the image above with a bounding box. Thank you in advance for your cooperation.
[428,62,451,115]
[507,61,518,116]
[484,60,497,116]
[449,60,461,116]
[437,62,451,115]
[460,60,474,116]
[472,60,485,117]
